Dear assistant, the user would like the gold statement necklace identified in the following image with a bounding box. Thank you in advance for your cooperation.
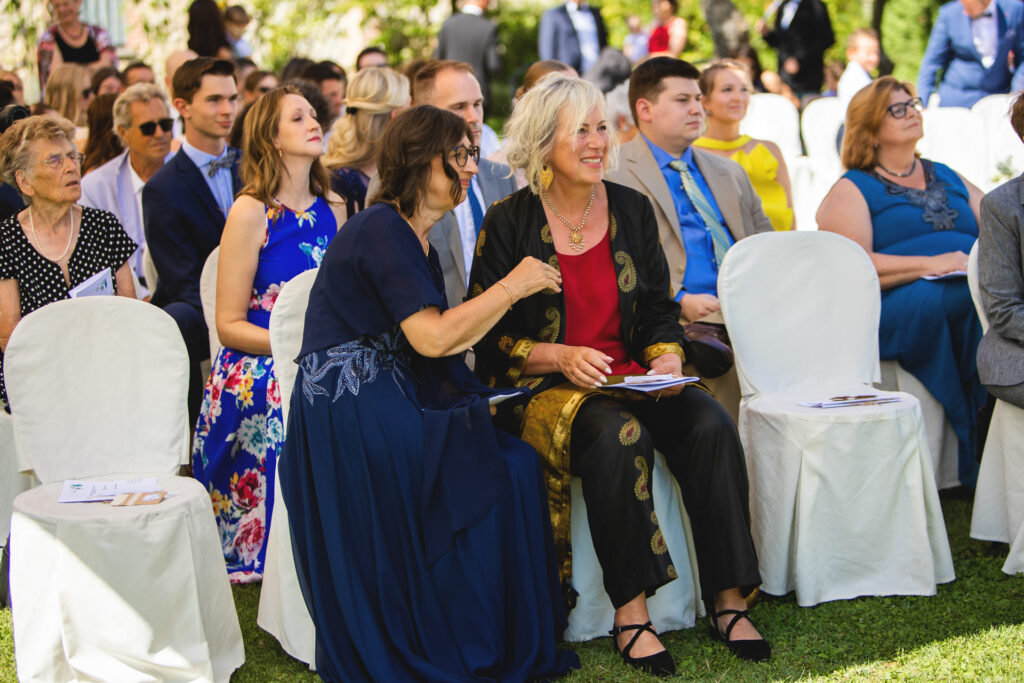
[541,185,595,252]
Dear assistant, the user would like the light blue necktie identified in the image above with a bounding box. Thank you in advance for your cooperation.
[467,181,485,236]
[668,159,732,267]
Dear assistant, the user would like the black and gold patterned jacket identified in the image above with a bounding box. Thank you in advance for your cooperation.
[468,180,687,580]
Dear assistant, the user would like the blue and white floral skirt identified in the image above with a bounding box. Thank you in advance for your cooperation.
[193,348,284,583]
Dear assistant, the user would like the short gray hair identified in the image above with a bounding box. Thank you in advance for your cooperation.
[503,74,618,195]
[112,83,171,144]
[0,115,77,204]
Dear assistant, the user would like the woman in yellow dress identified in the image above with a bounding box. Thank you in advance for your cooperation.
[694,59,795,231]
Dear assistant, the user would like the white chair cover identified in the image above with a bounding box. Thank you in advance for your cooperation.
[0,411,34,547]
[878,361,961,489]
[4,297,243,682]
[564,454,702,641]
[142,243,159,295]
[718,231,954,606]
[800,96,844,183]
[972,94,1024,192]
[919,106,986,189]
[967,240,987,332]
[967,242,1024,573]
[200,246,222,365]
[6,298,189,481]
[798,96,845,229]
[740,93,802,164]
[259,269,318,667]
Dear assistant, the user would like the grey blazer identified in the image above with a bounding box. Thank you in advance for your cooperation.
[978,173,1024,387]
[366,158,517,309]
[605,136,773,311]
[435,11,502,101]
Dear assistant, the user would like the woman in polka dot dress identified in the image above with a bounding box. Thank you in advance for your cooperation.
[0,115,137,411]
[190,86,345,582]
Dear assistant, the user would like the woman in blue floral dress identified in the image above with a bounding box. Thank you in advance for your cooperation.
[193,86,346,582]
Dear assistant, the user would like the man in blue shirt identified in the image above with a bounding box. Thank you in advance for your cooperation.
[607,57,771,323]
[606,57,772,418]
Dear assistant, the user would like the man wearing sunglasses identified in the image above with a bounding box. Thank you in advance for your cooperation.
[81,83,174,295]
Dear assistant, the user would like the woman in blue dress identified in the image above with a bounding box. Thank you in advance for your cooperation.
[278,105,580,681]
[818,76,987,487]
[192,86,345,582]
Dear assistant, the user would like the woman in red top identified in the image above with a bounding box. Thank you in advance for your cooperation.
[648,0,688,58]
[469,74,768,676]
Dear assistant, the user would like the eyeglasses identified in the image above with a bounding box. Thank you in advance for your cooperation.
[886,97,923,119]
[136,118,174,136]
[38,151,85,169]
[449,144,480,167]
[81,88,93,99]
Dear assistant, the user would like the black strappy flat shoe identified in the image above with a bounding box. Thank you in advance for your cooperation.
[706,601,771,662]
[608,621,676,677]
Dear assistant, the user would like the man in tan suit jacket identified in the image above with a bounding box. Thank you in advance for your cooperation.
[606,57,772,419]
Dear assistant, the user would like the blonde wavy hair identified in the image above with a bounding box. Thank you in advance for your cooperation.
[45,64,90,126]
[323,67,409,170]
[504,74,618,195]
[239,85,332,207]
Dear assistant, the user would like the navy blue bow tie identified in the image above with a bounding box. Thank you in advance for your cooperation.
[207,150,236,177]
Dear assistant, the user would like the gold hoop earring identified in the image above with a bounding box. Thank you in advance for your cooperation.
[540,164,553,190]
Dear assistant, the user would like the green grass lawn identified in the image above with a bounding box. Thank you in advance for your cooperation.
[3,490,1024,682]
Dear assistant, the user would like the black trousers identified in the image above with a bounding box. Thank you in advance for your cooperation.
[162,300,210,430]
[569,387,760,608]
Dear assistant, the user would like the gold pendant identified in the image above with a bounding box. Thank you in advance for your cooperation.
[569,229,585,251]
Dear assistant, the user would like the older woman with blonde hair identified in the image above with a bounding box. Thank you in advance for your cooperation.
[323,66,409,218]
[469,75,768,675]
[489,60,578,184]
[0,115,137,411]
[817,75,986,487]
[191,85,345,582]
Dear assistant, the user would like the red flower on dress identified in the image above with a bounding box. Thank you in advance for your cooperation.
[233,509,265,565]
[231,468,264,512]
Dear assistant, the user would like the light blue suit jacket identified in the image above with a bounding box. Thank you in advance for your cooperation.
[79,150,144,276]
[918,0,1024,108]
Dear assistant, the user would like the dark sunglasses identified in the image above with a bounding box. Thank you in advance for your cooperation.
[449,144,480,167]
[137,118,174,136]
[81,88,93,99]
[886,97,923,119]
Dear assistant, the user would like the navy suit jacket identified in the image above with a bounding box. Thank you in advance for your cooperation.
[537,4,607,74]
[142,147,241,313]
[918,0,1024,107]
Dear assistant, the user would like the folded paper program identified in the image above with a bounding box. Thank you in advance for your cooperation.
[798,394,902,409]
[57,477,159,503]
[604,374,701,393]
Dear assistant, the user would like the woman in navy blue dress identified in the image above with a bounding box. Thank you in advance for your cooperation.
[818,76,987,487]
[278,105,579,682]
